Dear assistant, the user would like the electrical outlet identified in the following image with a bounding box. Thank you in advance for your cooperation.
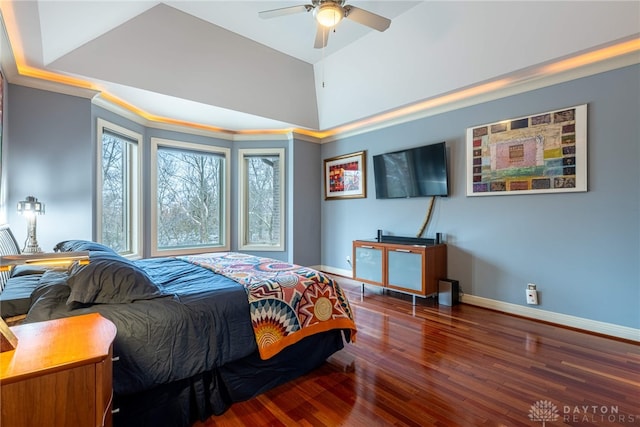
[526,288,538,305]
[527,283,536,290]
[346,255,351,265]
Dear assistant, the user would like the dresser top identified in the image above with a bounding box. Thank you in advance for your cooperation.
[0,313,117,384]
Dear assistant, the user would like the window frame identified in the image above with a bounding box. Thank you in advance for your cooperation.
[96,118,142,258]
[150,137,231,257]
[238,148,285,252]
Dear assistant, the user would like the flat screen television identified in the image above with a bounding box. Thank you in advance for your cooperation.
[373,141,449,199]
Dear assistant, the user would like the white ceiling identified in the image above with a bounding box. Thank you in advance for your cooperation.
[1,1,639,136]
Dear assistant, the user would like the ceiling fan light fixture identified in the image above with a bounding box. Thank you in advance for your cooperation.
[315,3,344,27]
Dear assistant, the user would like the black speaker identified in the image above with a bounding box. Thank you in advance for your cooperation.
[438,279,459,306]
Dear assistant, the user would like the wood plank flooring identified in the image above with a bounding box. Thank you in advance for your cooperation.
[197,276,640,426]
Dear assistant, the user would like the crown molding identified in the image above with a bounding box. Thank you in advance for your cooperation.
[317,37,640,143]
[2,20,637,144]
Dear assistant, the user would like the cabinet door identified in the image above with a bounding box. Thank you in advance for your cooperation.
[387,249,424,293]
[354,245,384,284]
[1,364,96,427]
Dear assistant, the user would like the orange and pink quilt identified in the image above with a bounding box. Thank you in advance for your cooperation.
[178,252,356,359]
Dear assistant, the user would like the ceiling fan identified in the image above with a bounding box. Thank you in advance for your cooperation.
[259,0,391,49]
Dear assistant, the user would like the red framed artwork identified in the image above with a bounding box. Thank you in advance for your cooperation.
[324,151,366,200]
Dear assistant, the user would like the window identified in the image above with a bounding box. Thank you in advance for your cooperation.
[238,148,285,251]
[151,138,230,256]
[96,119,141,257]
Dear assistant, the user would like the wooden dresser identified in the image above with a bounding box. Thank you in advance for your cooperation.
[0,313,117,427]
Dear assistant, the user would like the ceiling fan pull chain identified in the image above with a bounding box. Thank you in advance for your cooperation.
[322,28,326,88]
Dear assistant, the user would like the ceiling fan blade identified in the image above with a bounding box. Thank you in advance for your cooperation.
[344,5,391,31]
[259,4,312,19]
[314,24,330,49]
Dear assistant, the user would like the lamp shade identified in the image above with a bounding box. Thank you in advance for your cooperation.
[315,2,343,27]
[17,196,45,216]
[17,196,45,254]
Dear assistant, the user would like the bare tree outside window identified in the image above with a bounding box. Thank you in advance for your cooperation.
[156,146,224,249]
[246,155,280,245]
[239,148,284,251]
[101,130,135,253]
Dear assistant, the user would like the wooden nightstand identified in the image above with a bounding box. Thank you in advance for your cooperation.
[0,313,117,427]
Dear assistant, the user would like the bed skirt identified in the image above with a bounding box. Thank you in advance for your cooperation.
[113,329,346,427]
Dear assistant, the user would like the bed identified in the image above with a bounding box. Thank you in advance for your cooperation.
[2,238,356,427]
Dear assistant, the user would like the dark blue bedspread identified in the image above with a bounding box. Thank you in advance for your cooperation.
[25,257,257,395]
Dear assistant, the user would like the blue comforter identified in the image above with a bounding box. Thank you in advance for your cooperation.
[25,257,257,395]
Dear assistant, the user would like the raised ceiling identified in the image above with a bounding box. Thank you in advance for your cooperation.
[1,1,639,138]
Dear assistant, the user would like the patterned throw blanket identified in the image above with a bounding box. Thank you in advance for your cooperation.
[178,252,356,359]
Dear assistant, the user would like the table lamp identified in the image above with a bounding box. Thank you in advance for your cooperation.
[17,196,44,254]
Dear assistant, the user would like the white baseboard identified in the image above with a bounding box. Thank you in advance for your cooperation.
[318,265,639,342]
[461,294,639,342]
[318,266,352,277]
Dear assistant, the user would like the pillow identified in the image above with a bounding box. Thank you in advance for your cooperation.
[54,240,117,254]
[66,252,161,305]
[9,265,49,277]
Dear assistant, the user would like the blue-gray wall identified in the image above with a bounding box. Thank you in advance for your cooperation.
[4,85,322,264]
[4,65,639,332]
[6,86,93,246]
[321,64,640,330]
[290,138,321,267]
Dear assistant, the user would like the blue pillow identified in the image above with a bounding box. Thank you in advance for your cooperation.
[66,252,161,305]
[54,240,117,254]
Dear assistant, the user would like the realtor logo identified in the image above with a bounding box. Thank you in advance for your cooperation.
[529,400,560,426]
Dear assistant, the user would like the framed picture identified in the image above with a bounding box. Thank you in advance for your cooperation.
[324,151,366,200]
[466,104,587,196]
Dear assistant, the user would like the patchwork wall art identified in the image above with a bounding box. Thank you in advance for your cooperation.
[466,104,587,196]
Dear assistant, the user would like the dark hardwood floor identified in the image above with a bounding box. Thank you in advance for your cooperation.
[197,276,640,426]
